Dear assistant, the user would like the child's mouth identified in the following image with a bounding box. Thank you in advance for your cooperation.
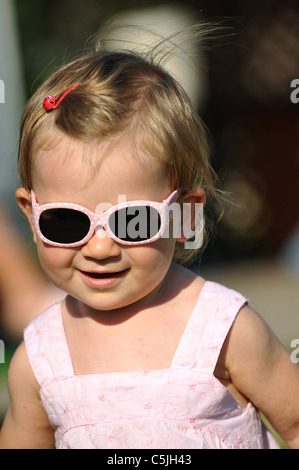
[85,271,126,279]
[79,269,128,287]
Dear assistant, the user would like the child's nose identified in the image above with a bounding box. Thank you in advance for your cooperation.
[80,228,121,259]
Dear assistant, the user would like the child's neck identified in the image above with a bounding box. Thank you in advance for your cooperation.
[60,263,205,375]
[64,262,199,326]
[64,263,182,326]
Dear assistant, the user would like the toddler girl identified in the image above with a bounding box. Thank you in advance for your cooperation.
[0,35,299,449]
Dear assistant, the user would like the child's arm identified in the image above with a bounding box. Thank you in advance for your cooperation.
[225,305,299,449]
[0,342,55,449]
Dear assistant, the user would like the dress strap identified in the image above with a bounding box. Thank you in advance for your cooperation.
[24,302,74,387]
[172,281,248,372]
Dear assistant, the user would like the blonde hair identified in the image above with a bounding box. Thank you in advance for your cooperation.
[18,28,223,264]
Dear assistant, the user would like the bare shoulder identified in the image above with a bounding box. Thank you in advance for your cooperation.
[222,304,288,391]
[220,304,299,447]
[226,304,287,368]
[226,304,280,361]
[7,341,38,390]
[0,341,55,448]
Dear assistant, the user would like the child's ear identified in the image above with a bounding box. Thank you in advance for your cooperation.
[176,187,206,243]
[15,188,37,243]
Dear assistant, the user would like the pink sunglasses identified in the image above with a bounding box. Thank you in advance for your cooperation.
[31,189,179,247]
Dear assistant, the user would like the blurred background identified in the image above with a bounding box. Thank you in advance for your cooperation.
[0,0,298,441]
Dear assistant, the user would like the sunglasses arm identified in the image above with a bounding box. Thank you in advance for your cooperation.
[31,190,38,207]
[163,189,179,205]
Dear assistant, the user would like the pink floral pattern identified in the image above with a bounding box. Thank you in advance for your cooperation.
[24,281,280,449]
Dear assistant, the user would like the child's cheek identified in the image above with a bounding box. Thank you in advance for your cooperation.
[36,242,75,273]
[129,236,176,271]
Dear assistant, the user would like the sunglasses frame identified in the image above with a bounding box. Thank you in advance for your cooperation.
[31,189,179,247]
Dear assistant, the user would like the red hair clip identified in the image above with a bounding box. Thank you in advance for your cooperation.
[43,83,80,111]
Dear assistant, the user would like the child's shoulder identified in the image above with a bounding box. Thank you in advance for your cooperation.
[1,340,55,448]
[7,340,44,413]
[170,262,247,307]
[24,300,63,334]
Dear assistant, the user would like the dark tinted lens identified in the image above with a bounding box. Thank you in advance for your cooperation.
[39,208,90,244]
[109,206,161,242]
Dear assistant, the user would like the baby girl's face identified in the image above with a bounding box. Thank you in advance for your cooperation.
[26,131,177,314]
